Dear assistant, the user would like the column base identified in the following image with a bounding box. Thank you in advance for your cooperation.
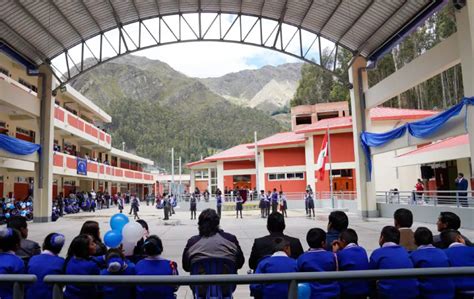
[358,209,380,218]
[33,216,51,223]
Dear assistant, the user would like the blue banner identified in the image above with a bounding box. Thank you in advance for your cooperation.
[77,158,87,176]
[0,134,41,155]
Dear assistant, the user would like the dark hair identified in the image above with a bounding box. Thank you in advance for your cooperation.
[328,211,349,232]
[339,228,358,245]
[440,229,461,247]
[106,248,125,261]
[43,233,66,255]
[459,173,464,177]
[7,216,27,231]
[198,209,220,237]
[136,219,149,232]
[67,234,93,259]
[0,228,21,252]
[414,227,433,246]
[80,221,102,242]
[272,237,289,253]
[143,235,163,256]
[394,208,413,228]
[267,212,285,233]
[380,226,400,244]
[439,212,461,230]
[306,228,326,249]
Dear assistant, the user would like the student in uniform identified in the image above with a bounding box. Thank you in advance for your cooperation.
[326,211,349,251]
[0,228,24,299]
[394,208,417,251]
[369,226,418,299]
[297,228,340,299]
[441,229,474,297]
[79,221,107,257]
[250,237,298,299]
[271,188,279,214]
[100,248,136,299]
[331,229,370,299]
[279,191,288,217]
[190,193,197,220]
[409,227,454,299]
[265,191,271,217]
[236,193,244,219]
[135,235,179,299]
[7,216,41,262]
[216,192,223,218]
[26,233,66,299]
[64,234,101,299]
[259,190,266,218]
[304,191,315,218]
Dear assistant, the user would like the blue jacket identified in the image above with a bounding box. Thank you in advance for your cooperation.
[336,244,370,297]
[0,253,25,299]
[297,249,340,299]
[100,261,136,299]
[410,245,454,299]
[250,254,298,299]
[369,244,418,299]
[325,229,341,251]
[26,253,65,299]
[445,244,474,291]
[135,258,178,299]
[64,257,101,299]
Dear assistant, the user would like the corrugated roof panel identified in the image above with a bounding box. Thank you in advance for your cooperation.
[85,0,119,33]
[200,0,221,12]
[110,0,139,24]
[135,0,159,19]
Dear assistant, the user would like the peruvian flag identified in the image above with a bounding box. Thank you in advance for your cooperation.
[315,129,329,180]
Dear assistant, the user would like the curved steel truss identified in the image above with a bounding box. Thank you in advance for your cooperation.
[48,12,349,86]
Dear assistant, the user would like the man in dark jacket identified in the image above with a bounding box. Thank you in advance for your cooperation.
[7,216,40,262]
[433,211,472,248]
[249,212,304,271]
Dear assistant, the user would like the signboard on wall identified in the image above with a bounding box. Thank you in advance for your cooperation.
[77,158,87,176]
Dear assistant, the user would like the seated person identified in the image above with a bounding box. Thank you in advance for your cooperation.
[250,238,298,299]
[441,229,474,296]
[0,228,24,299]
[394,208,417,251]
[410,227,454,299]
[101,248,136,299]
[332,229,369,299]
[433,212,472,248]
[7,216,41,262]
[369,226,418,299]
[297,228,340,299]
[326,211,348,251]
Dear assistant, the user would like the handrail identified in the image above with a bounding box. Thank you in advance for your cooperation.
[377,190,474,207]
[0,275,36,299]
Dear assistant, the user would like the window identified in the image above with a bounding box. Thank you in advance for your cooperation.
[268,172,305,180]
[268,174,276,180]
[195,170,209,180]
[331,169,353,177]
[0,66,10,77]
[317,111,339,120]
[18,78,38,92]
[277,173,285,180]
[296,115,312,125]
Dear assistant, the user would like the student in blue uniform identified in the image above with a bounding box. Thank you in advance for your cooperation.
[26,233,66,299]
[250,237,298,299]
[409,227,454,299]
[100,248,136,299]
[135,235,179,299]
[369,226,418,299]
[64,234,101,299]
[332,228,369,299]
[0,228,24,299]
[441,229,474,297]
[297,228,340,299]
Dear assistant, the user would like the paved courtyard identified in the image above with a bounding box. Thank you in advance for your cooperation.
[23,200,474,298]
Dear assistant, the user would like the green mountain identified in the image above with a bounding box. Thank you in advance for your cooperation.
[70,55,283,170]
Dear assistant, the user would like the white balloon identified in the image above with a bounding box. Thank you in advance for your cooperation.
[122,241,136,256]
[122,222,144,243]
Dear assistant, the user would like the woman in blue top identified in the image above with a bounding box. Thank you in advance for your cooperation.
[27,233,66,299]
[135,235,179,299]
[64,234,101,299]
[0,228,24,299]
[100,248,136,299]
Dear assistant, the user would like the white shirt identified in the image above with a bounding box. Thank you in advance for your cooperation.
[382,242,399,248]
[272,251,289,257]
[448,242,465,248]
[417,244,435,250]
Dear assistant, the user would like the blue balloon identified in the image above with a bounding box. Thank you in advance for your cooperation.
[5,213,10,219]
[110,213,129,232]
[104,230,123,248]
[297,283,311,299]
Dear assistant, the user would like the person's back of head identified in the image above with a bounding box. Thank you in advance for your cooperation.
[136,219,149,233]
[67,234,94,259]
[379,226,400,246]
[272,237,290,255]
[440,229,463,247]
[105,248,126,273]
[394,208,413,229]
[438,212,461,231]
[143,235,163,256]
[339,228,359,247]
[328,211,349,232]
[198,209,220,237]
[43,233,66,255]
[307,228,326,249]
[413,227,433,247]
[0,228,21,252]
[267,212,285,234]
[7,216,28,239]
[80,220,101,242]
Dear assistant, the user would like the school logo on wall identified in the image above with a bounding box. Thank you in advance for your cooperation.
[77,158,87,176]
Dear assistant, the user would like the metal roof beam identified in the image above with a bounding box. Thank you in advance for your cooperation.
[105,0,129,52]
[48,0,83,40]
[77,1,102,31]
[319,0,342,34]
[299,0,314,27]
[130,0,141,19]
[273,0,288,49]
[337,0,375,43]
[1,21,48,63]
[154,0,161,15]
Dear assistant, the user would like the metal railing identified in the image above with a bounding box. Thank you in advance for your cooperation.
[2,268,474,299]
[377,190,474,208]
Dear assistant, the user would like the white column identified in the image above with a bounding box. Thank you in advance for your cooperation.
[190,170,195,192]
[34,64,54,222]
[305,135,316,190]
[207,167,212,192]
[349,56,378,217]
[217,161,224,192]
[257,150,266,191]
[457,3,474,182]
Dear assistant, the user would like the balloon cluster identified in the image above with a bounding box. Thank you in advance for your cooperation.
[298,283,311,299]
[104,214,144,255]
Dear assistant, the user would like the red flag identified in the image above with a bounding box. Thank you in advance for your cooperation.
[315,129,329,180]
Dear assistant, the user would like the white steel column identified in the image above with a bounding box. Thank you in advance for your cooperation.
[305,135,316,191]
[457,3,474,180]
[349,56,377,217]
[34,64,54,222]
[257,150,266,191]
[190,170,195,192]
[217,161,224,192]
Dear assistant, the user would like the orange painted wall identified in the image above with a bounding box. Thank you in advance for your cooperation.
[313,133,354,163]
[0,183,3,197]
[195,181,209,192]
[264,176,307,193]
[14,183,29,200]
[316,171,331,193]
[264,147,306,167]
[223,160,255,170]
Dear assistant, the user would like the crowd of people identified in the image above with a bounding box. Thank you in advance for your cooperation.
[1,207,474,299]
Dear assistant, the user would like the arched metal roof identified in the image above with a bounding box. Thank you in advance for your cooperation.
[1,0,446,82]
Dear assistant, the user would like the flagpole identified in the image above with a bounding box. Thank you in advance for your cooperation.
[327,126,334,209]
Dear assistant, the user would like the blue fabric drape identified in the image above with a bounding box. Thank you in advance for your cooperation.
[0,134,41,155]
[361,97,474,176]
